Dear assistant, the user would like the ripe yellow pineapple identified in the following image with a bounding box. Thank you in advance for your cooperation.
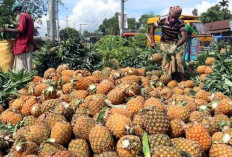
[94,151,119,157]
[106,113,132,138]
[204,66,213,74]
[160,74,172,84]
[70,90,88,99]
[151,146,181,157]
[148,134,172,148]
[61,70,76,77]
[23,116,37,126]
[33,83,48,96]
[51,121,72,145]
[185,123,212,151]
[137,68,146,76]
[126,96,144,115]
[120,75,139,84]
[167,80,178,88]
[73,116,96,140]
[169,119,185,138]
[205,57,215,65]
[151,53,163,63]
[116,135,142,157]
[88,94,106,115]
[11,98,25,111]
[21,96,38,116]
[197,65,207,74]
[106,88,126,105]
[41,99,61,113]
[10,141,39,157]
[53,150,74,157]
[62,83,73,94]
[143,107,170,134]
[54,102,74,120]
[31,103,42,117]
[89,125,114,154]
[167,104,191,122]
[72,76,93,90]
[68,139,90,157]
[39,142,66,157]
[0,109,22,125]
[144,97,165,111]
[172,138,203,157]
[44,68,56,79]
[214,98,232,115]
[24,124,50,145]
[185,80,194,88]
[209,143,232,157]
[200,74,207,82]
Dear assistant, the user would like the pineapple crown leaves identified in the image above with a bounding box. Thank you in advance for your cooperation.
[73,99,84,109]
[14,138,27,152]
[42,86,56,96]
[96,107,109,123]
[219,121,231,132]
[87,84,97,94]
[121,137,138,150]
[177,101,187,106]
[142,132,151,157]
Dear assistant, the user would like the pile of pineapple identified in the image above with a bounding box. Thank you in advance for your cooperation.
[1,64,232,157]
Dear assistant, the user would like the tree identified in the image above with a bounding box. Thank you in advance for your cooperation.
[219,0,229,19]
[192,8,198,16]
[127,18,140,31]
[200,4,232,23]
[138,12,155,33]
[59,27,80,41]
[98,13,120,36]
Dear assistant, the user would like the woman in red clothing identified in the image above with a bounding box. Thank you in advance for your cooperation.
[0,2,35,72]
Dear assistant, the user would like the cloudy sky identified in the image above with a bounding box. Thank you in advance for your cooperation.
[37,0,232,36]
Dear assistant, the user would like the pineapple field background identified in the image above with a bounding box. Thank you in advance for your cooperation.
[0,33,232,156]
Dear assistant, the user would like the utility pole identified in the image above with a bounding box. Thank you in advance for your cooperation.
[80,24,87,35]
[49,0,55,40]
[120,0,124,37]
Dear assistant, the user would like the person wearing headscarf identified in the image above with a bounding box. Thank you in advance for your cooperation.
[150,6,187,81]
[0,2,35,72]
[183,24,200,63]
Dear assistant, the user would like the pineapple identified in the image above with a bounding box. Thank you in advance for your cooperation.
[214,98,232,115]
[200,74,207,82]
[167,80,177,88]
[106,113,132,138]
[53,150,74,157]
[209,143,232,157]
[151,146,181,157]
[11,98,25,111]
[0,109,22,125]
[54,102,74,120]
[41,99,61,113]
[33,83,48,96]
[106,88,126,105]
[197,65,207,74]
[205,57,215,65]
[107,108,132,119]
[51,121,72,145]
[72,76,93,90]
[116,135,142,157]
[24,124,50,145]
[148,134,172,148]
[212,132,223,142]
[144,97,165,111]
[126,96,144,115]
[94,151,119,157]
[167,104,191,122]
[37,112,67,130]
[62,83,73,94]
[39,142,66,157]
[23,116,37,126]
[70,90,88,99]
[185,80,194,88]
[185,123,212,151]
[160,87,173,100]
[10,141,39,157]
[213,114,230,124]
[160,74,172,84]
[195,90,211,102]
[61,70,76,77]
[73,116,96,140]
[96,80,114,95]
[44,68,56,79]
[89,126,114,154]
[132,111,144,135]
[201,116,219,135]
[30,103,42,117]
[169,119,185,138]
[151,53,163,63]
[137,68,146,76]
[142,107,170,134]
[68,139,90,157]
[120,75,139,84]
[71,107,89,126]
[21,96,38,116]
[88,94,106,115]
[172,138,202,157]
[204,66,213,74]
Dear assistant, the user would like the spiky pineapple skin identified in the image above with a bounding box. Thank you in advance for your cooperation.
[148,134,172,148]
[89,126,114,154]
[151,146,181,157]
[209,143,232,157]
[106,113,132,138]
[94,151,119,157]
[172,138,203,157]
[73,116,96,140]
[51,121,72,145]
[68,139,90,157]
[142,107,170,134]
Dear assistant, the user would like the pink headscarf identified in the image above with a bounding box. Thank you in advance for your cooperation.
[169,6,182,16]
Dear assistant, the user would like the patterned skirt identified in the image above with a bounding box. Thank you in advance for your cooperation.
[183,37,200,62]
